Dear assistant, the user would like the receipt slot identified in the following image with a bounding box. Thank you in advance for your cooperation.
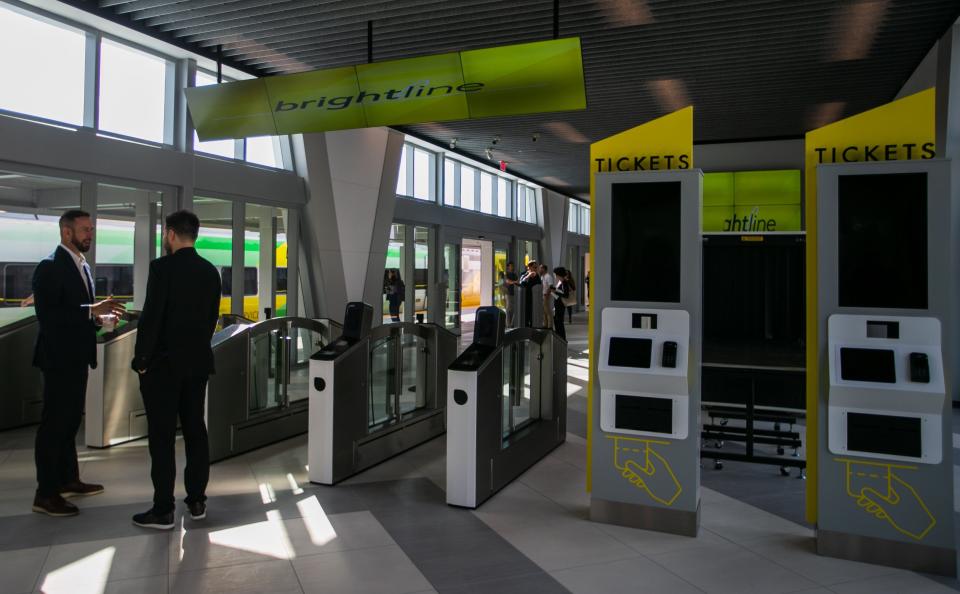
[590,170,703,537]
[815,160,956,575]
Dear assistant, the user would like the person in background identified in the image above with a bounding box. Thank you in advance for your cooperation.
[539,264,555,330]
[31,210,126,517]
[564,270,577,323]
[385,269,405,322]
[552,266,570,340]
[519,261,540,328]
[131,210,221,530]
[503,262,519,327]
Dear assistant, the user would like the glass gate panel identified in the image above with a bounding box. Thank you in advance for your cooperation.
[249,328,283,414]
[287,324,324,403]
[494,248,507,311]
[501,339,537,446]
[369,334,398,431]
[442,243,460,331]
[399,331,428,416]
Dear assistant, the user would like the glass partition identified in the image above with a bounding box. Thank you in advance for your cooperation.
[414,226,429,322]
[383,223,405,323]
[194,197,233,315]
[369,334,398,431]
[494,248,507,311]
[442,243,460,331]
[249,327,282,414]
[502,339,537,446]
[399,331,428,416]
[287,322,324,403]
[96,184,163,308]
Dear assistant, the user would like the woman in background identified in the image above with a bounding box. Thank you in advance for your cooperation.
[384,269,405,322]
[552,267,569,340]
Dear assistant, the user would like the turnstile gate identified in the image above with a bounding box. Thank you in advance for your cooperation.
[446,306,567,508]
[0,307,43,430]
[85,313,144,447]
[208,316,341,462]
[308,302,457,485]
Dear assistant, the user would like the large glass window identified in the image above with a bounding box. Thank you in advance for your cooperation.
[497,178,510,218]
[246,135,281,168]
[517,185,538,224]
[479,173,494,214]
[0,5,85,126]
[99,38,169,143]
[193,197,233,316]
[412,147,431,200]
[580,205,591,235]
[396,146,408,196]
[397,144,434,201]
[96,184,162,308]
[568,202,578,233]
[193,71,236,158]
[460,165,476,211]
[444,159,456,206]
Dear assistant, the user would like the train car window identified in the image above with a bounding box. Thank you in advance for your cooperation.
[276,268,288,292]
[3,264,35,300]
[220,267,259,296]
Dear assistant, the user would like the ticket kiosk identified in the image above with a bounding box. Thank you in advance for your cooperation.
[590,170,703,536]
[815,160,956,575]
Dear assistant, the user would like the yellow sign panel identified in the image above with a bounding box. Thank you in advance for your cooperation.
[587,107,693,491]
[804,88,936,523]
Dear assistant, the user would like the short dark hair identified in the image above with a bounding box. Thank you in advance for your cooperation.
[165,209,200,241]
[59,209,90,229]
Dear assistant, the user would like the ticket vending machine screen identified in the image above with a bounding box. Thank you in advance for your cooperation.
[610,182,681,303]
[838,173,927,309]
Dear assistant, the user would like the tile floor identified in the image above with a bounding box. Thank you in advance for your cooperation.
[0,313,957,594]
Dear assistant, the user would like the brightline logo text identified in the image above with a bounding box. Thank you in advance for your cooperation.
[275,81,486,112]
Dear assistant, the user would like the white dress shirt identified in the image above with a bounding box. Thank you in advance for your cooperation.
[59,243,94,316]
[541,272,555,295]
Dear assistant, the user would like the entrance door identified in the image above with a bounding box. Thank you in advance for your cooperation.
[461,238,493,330]
[442,243,461,332]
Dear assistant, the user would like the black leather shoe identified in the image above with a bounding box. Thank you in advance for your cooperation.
[188,501,206,520]
[132,509,175,530]
[60,481,105,498]
[33,494,79,517]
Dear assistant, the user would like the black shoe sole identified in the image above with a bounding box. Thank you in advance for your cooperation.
[61,487,104,498]
[133,519,175,530]
[33,505,78,517]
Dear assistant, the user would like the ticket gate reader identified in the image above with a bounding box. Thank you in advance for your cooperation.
[815,160,956,575]
[446,306,567,508]
[309,302,456,485]
[85,314,144,447]
[0,308,42,430]
[589,170,703,537]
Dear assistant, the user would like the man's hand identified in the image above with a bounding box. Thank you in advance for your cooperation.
[91,298,126,318]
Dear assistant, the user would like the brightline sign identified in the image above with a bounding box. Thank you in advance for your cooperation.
[186,37,586,140]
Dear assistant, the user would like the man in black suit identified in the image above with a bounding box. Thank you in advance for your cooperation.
[131,210,221,529]
[32,210,126,517]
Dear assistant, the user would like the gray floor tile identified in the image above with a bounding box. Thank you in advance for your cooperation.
[168,558,303,594]
[648,539,819,594]
[0,545,48,594]
[739,534,903,586]
[283,510,395,558]
[101,574,168,594]
[441,572,571,594]
[552,556,705,594]
[292,544,432,594]
[597,522,728,556]
[829,572,960,593]
[40,533,168,584]
[169,517,294,573]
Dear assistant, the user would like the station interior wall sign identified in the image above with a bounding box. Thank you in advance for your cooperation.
[803,87,937,523]
[702,170,801,233]
[587,106,694,490]
[186,37,587,140]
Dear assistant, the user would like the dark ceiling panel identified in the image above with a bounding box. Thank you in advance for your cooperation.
[72,0,959,197]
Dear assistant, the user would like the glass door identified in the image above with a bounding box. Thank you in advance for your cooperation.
[442,243,461,333]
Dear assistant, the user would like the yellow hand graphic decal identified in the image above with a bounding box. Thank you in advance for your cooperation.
[608,436,682,506]
[837,458,936,541]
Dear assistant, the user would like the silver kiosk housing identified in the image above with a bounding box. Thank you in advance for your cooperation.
[590,169,703,536]
[815,159,957,576]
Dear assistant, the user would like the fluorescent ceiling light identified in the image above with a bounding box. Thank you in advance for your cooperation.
[595,0,654,26]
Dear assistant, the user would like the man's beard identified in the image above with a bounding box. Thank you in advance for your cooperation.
[72,237,91,253]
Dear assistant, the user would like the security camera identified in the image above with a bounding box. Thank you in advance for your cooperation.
[531,133,539,142]
[485,147,494,160]
[492,135,500,145]
[449,138,458,149]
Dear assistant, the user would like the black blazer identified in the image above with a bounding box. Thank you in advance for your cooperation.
[32,246,98,370]
[132,247,222,378]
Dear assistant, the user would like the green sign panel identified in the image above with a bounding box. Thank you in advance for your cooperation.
[703,170,802,233]
[186,38,587,140]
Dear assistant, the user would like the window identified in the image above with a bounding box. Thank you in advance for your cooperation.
[444,159,456,205]
[479,173,493,214]
[518,185,538,224]
[497,178,510,218]
[0,5,85,126]
[568,202,578,233]
[246,135,280,168]
[396,144,434,201]
[460,165,476,211]
[580,205,590,235]
[99,38,169,143]
[194,71,236,158]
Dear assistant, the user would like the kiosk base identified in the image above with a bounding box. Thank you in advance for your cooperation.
[817,529,956,577]
[590,498,700,537]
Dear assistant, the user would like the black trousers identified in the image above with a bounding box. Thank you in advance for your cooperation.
[140,369,210,514]
[554,300,567,340]
[35,367,87,497]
